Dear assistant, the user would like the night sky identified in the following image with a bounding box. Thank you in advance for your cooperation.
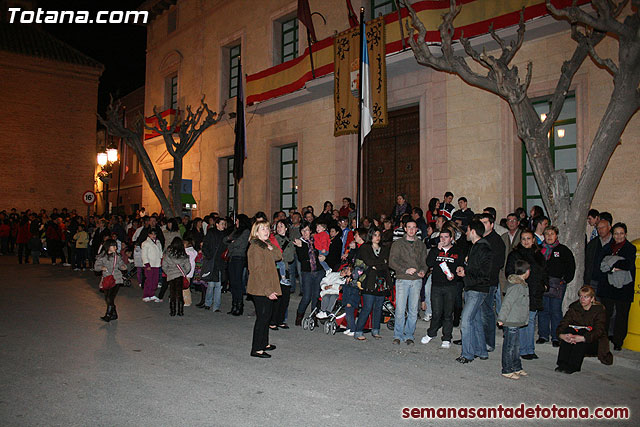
[38,0,148,116]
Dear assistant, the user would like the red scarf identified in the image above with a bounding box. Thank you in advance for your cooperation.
[609,239,626,255]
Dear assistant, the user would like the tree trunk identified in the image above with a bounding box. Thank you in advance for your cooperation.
[126,136,176,218]
[170,155,183,219]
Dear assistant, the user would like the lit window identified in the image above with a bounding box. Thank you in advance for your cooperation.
[523,94,577,213]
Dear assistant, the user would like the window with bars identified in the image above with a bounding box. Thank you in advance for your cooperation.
[523,94,577,214]
[281,17,298,63]
[168,74,178,109]
[371,0,396,19]
[227,157,235,216]
[280,145,298,210]
[229,44,241,99]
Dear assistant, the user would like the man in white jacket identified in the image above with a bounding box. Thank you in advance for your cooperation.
[141,230,163,302]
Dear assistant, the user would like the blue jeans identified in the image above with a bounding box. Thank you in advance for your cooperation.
[289,254,299,292]
[297,270,323,315]
[205,271,222,310]
[519,311,538,355]
[461,290,489,360]
[538,295,564,341]
[482,285,498,350]
[354,294,384,337]
[394,279,422,341]
[423,275,432,317]
[502,326,523,374]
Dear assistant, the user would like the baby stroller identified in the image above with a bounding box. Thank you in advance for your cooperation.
[302,294,344,335]
[382,278,396,330]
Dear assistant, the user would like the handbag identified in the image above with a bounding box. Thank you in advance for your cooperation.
[176,264,190,289]
[221,248,230,262]
[101,255,118,290]
[544,277,565,299]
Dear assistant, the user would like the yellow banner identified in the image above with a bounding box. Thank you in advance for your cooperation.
[333,17,387,137]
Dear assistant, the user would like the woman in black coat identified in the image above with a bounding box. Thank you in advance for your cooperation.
[596,222,637,351]
[353,227,391,340]
[505,229,548,359]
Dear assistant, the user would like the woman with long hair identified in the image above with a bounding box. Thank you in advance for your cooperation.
[353,227,391,340]
[225,214,251,315]
[426,198,440,224]
[293,222,325,326]
[247,221,282,358]
[271,220,295,329]
[94,239,127,322]
[161,236,192,316]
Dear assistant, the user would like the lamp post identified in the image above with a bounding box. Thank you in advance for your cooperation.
[97,148,118,215]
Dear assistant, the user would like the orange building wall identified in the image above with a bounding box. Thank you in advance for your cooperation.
[0,51,102,213]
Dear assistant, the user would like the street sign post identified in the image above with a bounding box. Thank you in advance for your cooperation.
[82,190,96,219]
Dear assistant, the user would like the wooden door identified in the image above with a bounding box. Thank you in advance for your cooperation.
[363,106,420,219]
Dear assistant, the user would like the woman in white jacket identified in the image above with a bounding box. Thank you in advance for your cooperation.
[141,229,163,302]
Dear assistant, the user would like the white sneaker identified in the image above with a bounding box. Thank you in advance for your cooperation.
[142,297,151,302]
[151,296,161,302]
[73,268,80,271]
[420,335,433,344]
[344,330,355,337]
[63,263,71,267]
[422,314,432,322]
[316,311,328,319]
[441,341,451,349]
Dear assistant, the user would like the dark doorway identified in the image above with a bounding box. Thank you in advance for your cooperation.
[363,106,420,219]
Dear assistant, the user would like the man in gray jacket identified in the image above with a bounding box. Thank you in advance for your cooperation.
[389,219,428,345]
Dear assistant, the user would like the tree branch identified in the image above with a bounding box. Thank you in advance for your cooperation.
[402,0,499,95]
[541,25,604,134]
[546,0,630,37]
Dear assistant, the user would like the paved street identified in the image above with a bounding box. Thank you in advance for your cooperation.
[0,257,638,426]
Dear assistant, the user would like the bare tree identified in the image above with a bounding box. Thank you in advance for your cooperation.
[402,0,639,310]
[99,98,225,218]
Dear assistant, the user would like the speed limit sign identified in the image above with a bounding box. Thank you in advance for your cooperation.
[82,190,97,205]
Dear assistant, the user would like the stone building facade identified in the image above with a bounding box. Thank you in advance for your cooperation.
[139,0,639,236]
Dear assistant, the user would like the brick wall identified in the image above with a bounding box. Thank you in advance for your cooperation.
[0,51,102,213]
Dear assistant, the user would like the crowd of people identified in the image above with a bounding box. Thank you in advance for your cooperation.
[1,197,635,372]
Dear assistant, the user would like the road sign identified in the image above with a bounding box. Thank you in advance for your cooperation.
[82,190,97,205]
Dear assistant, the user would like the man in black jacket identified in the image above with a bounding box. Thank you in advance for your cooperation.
[455,220,493,363]
[584,219,611,293]
[479,213,506,352]
[200,218,228,311]
[421,228,464,348]
[136,216,165,249]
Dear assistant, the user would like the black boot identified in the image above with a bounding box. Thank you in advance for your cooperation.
[110,305,118,321]
[228,302,237,315]
[170,300,176,316]
[100,306,114,322]
[177,298,184,316]
[196,291,206,308]
[234,302,243,316]
[453,306,462,328]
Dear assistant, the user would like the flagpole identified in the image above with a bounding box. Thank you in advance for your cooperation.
[355,7,365,228]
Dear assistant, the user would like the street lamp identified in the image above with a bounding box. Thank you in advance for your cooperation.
[97,148,118,215]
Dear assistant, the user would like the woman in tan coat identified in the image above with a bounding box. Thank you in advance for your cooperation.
[247,221,282,358]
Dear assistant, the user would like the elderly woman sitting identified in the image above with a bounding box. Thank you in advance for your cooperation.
[555,286,613,374]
